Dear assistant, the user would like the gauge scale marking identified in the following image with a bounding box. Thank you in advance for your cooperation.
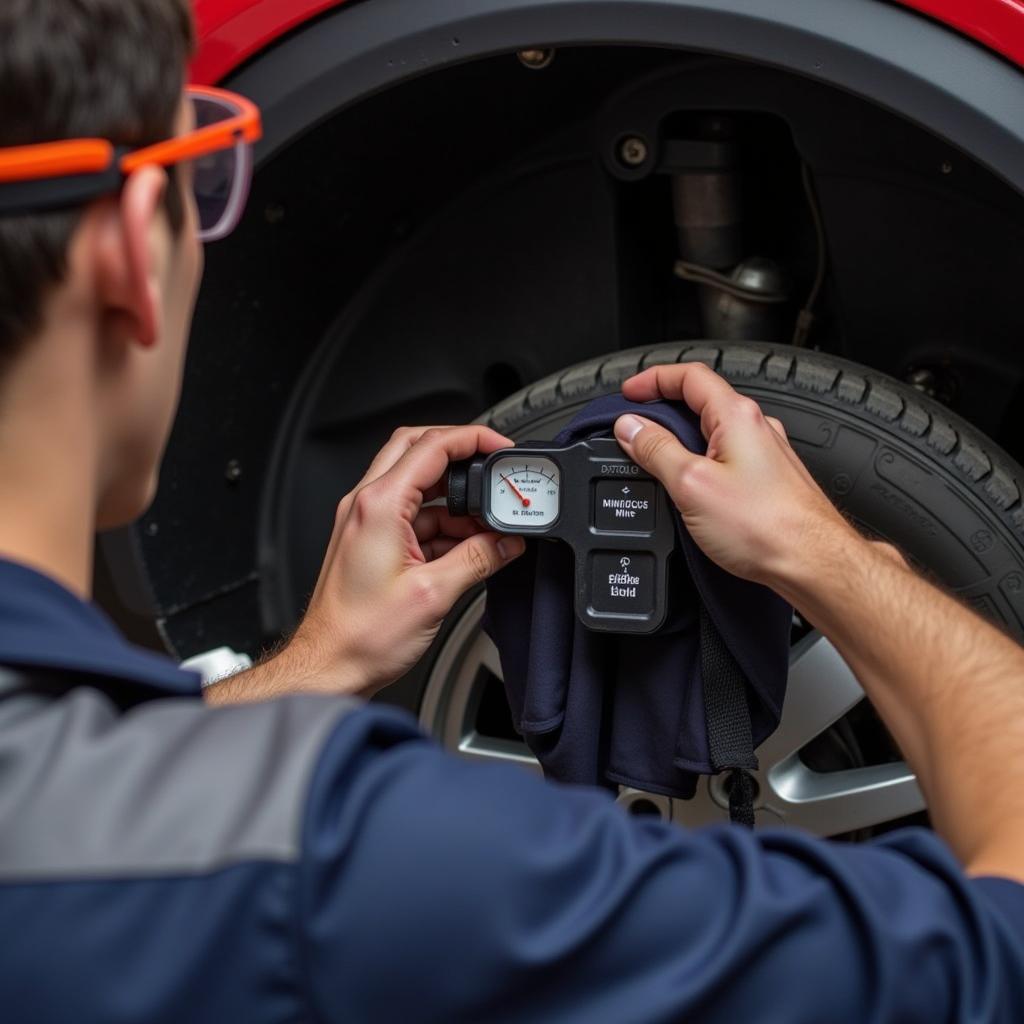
[488,456,560,528]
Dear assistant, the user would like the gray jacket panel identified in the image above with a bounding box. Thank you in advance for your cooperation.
[0,669,356,881]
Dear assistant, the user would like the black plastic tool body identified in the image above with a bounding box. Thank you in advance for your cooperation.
[448,438,676,634]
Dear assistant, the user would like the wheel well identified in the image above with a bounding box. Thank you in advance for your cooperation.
[229,0,1024,192]
[103,11,1024,663]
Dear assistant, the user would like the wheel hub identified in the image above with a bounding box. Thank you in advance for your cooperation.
[420,594,924,835]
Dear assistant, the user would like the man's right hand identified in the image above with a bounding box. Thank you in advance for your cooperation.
[612,362,854,588]
[614,362,1024,881]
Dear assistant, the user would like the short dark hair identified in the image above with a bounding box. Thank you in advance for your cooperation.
[0,0,195,372]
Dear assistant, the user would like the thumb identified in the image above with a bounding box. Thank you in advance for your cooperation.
[614,414,701,492]
[418,531,526,612]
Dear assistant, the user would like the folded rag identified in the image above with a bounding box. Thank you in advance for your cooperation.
[484,394,792,799]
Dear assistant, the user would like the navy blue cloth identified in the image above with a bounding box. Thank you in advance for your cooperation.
[4,558,1024,1021]
[485,396,792,798]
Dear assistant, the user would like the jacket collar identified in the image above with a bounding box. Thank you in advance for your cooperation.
[0,558,201,699]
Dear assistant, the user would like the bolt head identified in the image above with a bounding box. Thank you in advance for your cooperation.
[619,136,649,167]
[517,48,554,70]
[907,367,937,394]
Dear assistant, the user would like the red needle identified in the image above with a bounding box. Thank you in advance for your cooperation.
[501,474,531,507]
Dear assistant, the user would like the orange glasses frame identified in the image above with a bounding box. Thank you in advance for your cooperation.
[0,86,262,185]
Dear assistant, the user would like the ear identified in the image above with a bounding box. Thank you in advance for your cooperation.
[94,166,170,350]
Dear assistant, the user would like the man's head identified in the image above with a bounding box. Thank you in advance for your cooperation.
[0,0,200,527]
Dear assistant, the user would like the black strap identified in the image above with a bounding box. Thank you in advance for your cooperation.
[700,607,758,827]
[727,768,757,828]
[0,150,126,217]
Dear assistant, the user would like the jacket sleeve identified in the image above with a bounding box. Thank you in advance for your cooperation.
[296,705,1024,1024]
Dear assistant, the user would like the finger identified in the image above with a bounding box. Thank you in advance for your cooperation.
[623,363,754,449]
[379,425,514,508]
[622,362,730,405]
[417,532,526,609]
[412,505,485,543]
[335,426,450,525]
[613,414,705,498]
[358,423,515,497]
[766,416,787,440]
[359,425,474,489]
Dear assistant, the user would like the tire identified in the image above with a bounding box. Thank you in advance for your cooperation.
[412,342,1024,835]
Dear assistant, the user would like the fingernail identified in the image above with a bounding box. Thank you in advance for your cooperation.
[615,414,644,444]
[498,536,526,560]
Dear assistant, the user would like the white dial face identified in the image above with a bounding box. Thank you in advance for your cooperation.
[489,456,560,529]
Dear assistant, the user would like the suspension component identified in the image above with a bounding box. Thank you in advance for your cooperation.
[664,116,742,271]
[662,115,789,340]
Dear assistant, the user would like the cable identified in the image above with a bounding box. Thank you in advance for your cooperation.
[674,260,787,304]
[792,160,827,347]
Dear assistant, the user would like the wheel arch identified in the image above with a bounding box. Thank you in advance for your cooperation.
[223,0,1024,194]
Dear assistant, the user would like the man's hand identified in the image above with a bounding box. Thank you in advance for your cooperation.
[612,362,854,587]
[611,362,1024,880]
[207,424,524,704]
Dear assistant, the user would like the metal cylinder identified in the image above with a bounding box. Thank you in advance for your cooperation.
[699,257,789,341]
[668,117,742,270]
[672,170,742,270]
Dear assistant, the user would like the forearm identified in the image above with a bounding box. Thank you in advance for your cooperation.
[204,636,367,706]
[203,659,293,706]
[774,522,1024,876]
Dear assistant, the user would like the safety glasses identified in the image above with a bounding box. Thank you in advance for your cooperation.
[0,86,262,242]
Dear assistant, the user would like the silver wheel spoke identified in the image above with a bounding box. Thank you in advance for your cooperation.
[479,634,504,681]
[420,597,542,773]
[756,634,865,765]
[457,732,541,772]
[767,758,923,834]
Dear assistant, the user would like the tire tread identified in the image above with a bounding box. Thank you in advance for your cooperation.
[485,341,1024,546]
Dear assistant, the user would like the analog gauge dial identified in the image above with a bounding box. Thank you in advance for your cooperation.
[488,456,560,529]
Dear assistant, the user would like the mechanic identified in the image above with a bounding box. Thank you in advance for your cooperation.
[1,2,1024,1021]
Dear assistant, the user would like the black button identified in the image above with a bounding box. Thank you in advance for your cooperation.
[591,552,655,615]
[594,480,656,533]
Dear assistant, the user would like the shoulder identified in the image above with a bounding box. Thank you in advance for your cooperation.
[0,685,395,880]
[0,686,417,1021]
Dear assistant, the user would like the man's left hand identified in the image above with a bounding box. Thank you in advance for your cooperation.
[207,424,524,703]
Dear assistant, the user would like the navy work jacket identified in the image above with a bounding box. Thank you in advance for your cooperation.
[1,556,1024,1022]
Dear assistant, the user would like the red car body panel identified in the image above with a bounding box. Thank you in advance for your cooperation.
[192,0,354,85]
[898,0,1024,66]
[191,0,1024,85]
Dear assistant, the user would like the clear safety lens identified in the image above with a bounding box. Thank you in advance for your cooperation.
[189,93,253,242]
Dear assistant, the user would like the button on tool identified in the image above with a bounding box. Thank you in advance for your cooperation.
[590,552,656,615]
[594,480,656,533]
